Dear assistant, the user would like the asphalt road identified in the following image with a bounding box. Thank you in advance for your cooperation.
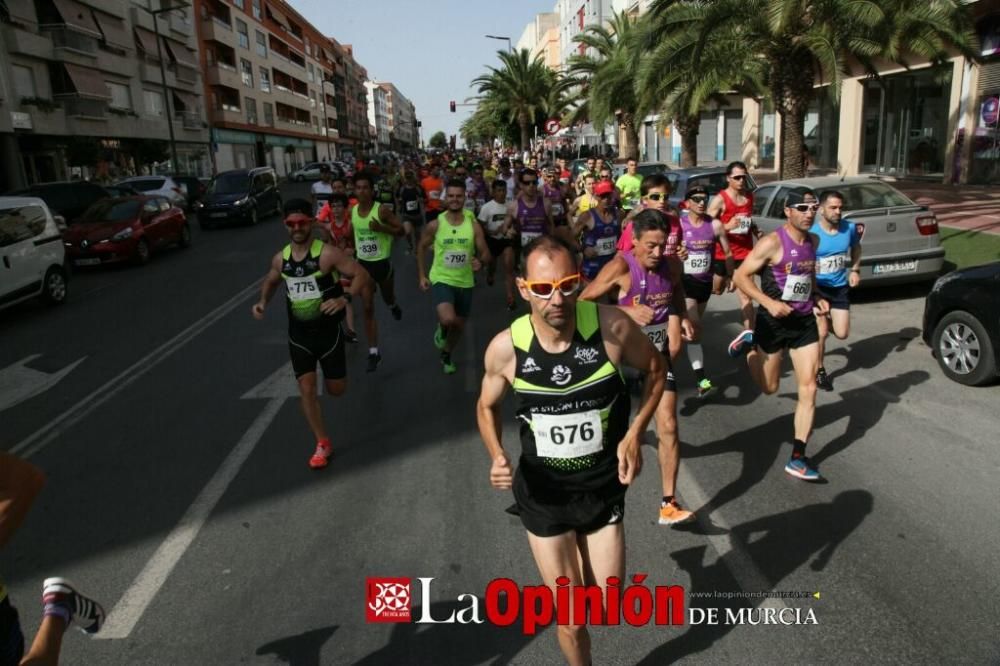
[1,183,998,665]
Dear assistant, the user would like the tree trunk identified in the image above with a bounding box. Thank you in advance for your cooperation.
[619,114,640,161]
[518,112,531,151]
[674,115,700,168]
[779,100,807,179]
[771,52,814,179]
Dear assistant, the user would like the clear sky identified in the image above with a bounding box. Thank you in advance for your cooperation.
[292,0,556,147]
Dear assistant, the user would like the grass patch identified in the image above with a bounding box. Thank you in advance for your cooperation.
[939,227,1000,270]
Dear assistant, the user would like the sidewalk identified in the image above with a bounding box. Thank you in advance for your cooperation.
[751,170,1000,235]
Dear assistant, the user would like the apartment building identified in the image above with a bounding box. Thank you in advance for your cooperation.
[327,40,368,158]
[0,0,210,192]
[516,12,560,71]
[365,81,389,152]
[377,82,417,153]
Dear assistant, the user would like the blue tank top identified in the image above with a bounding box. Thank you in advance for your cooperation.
[581,209,619,279]
[810,219,860,288]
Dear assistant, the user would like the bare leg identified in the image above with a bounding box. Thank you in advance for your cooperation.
[296,373,327,442]
[746,347,784,395]
[577,522,625,590]
[435,302,465,353]
[20,615,65,666]
[378,275,397,307]
[526,531,592,666]
[816,312,830,362]
[667,315,682,363]
[788,343,820,443]
[362,282,378,348]
[737,288,755,331]
[655,390,680,497]
[830,309,850,340]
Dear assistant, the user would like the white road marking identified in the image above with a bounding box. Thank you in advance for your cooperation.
[97,395,285,639]
[9,280,261,459]
[0,354,87,413]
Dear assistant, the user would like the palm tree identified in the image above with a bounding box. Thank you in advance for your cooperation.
[472,49,562,151]
[567,11,647,160]
[648,0,978,177]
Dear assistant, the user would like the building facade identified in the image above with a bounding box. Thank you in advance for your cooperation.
[328,40,368,158]
[516,12,560,71]
[0,0,211,192]
[377,82,417,153]
[365,81,389,152]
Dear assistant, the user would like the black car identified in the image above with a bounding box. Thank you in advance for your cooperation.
[8,180,113,226]
[171,175,206,209]
[922,261,1000,386]
[197,167,281,228]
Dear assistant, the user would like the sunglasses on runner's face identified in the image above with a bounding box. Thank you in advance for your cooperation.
[284,218,311,229]
[729,174,747,181]
[791,203,819,213]
[689,195,708,204]
[521,179,536,186]
[646,193,668,202]
[523,273,582,299]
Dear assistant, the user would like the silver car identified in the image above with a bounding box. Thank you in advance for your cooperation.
[116,176,187,210]
[748,176,945,285]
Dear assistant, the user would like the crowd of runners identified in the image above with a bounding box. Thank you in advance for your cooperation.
[1,150,865,665]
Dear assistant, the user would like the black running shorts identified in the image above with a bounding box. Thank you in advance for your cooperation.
[681,276,713,304]
[816,284,850,310]
[0,597,24,666]
[753,309,819,354]
[510,461,627,537]
[358,258,393,285]
[288,326,346,380]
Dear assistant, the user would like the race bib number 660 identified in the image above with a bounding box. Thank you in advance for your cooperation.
[532,411,603,459]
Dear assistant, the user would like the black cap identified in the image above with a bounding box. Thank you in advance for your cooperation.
[686,185,708,198]
[283,198,312,217]
[782,188,817,208]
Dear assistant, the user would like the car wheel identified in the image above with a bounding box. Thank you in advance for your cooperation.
[41,266,68,305]
[179,223,192,248]
[932,310,997,386]
[248,207,259,226]
[134,238,151,265]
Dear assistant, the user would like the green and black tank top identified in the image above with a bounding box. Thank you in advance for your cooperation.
[281,239,342,334]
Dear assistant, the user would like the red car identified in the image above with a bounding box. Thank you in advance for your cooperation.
[63,196,191,267]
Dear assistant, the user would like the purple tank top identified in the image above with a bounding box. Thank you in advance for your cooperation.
[617,251,673,325]
[516,196,547,235]
[680,211,716,282]
[764,226,816,316]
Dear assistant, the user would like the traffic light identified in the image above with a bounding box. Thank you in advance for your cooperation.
[449,101,456,113]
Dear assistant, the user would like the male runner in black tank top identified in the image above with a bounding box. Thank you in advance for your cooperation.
[477,236,664,666]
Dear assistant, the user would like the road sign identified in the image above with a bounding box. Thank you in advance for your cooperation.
[545,118,560,136]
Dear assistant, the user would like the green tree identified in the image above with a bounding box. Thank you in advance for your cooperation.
[429,131,448,150]
[567,12,647,160]
[648,0,978,177]
[472,49,564,150]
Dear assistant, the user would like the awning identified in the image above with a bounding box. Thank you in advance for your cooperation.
[133,27,159,59]
[162,37,198,67]
[172,90,199,112]
[51,0,100,35]
[92,10,129,50]
[267,5,289,30]
[62,62,110,98]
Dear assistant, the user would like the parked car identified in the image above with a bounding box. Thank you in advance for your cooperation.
[196,167,281,229]
[62,196,190,267]
[922,261,1000,386]
[749,176,944,285]
[663,167,759,210]
[289,162,341,182]
[0,196,68,310]
[170,175,207,209]
[116,176,187,209]
[104,184,141,198]
[8,180,113,226]
[611,161,671,180]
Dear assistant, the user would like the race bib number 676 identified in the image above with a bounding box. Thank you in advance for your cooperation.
[532,410,603,459]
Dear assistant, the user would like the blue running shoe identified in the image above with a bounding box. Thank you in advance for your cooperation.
[728,329,754,358]
[784,456,821,481]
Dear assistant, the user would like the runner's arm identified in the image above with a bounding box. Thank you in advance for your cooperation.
[849,224,863,287]
[372,204,405,237]
[416,220,438,281]
[477,332,515,488]
[473,221,493,267]
[580,255,625,301]
[733,234,780,307]
[706,194,726,224]
[253,253,284,313]
[0,453,46,550]
[667,256,688,319]
[321,245,370,299]
[543,200,554,235]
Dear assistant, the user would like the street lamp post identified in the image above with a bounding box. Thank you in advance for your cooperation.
[141,1,190,174]
[485,34,512,53]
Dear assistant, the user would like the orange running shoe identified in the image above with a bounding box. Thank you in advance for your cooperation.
[308,442,332,469]
[658,499,695,526]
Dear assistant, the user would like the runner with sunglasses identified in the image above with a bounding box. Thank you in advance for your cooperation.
[252,199,372,469]
[573,180,620,283]
[418,179,492,374]
[507,168,554,259]
[680,185,734,398]
[729,189,830,481]
[708,161,760,335]
[581,210,698,526]
[477,235,664,666]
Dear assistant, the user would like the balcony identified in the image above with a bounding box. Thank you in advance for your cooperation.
[210,107,243,124]
[3,25,54,59]
[169,12,192,36]
[206,63,241,89]
[61,97,107,119]
[175,111,203,130]
[271,84,310,112]
[201,17,235,48]
[47,27,99,56]
[275,116,310,133]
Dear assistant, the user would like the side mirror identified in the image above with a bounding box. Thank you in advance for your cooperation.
[53,215,67,232]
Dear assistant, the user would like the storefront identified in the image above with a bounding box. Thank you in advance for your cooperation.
[804,87,840,170]
[861,66,953,177]
[969,14,1000,184]
[212,128,314,176]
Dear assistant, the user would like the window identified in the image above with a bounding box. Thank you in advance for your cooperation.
[251,0,261,19]
[312,115,318,131]
[12,65,36,98]
[233,0,244,8]
[236,19,249,49]
[263,101,273,126]
[240,58,253,88]
[259,67,270,92]
[144,89,164,116]
[106,81,131,110]
[309,90,316,108]
[0,206,47,246]
[751,186,775,217]
[304,37,310,55]
[307,63,314,82]
[245,97,257,124]
[255,31,267,57]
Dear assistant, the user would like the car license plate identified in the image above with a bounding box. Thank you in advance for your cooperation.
[872,260,918,275]
[210,212,228,218]
[74,258,101,266]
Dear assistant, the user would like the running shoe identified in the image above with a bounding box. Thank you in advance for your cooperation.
[696,378,717,399]
[308,442,332,469]
[441,352,457,375]
[42,578,105,634]
[816,368,833,392]
[390,304,403,321]
[658,500,695,526]
[784,455,821,481]
[343,328,359,344]
[366,352,382,372]
[433,325,446,351]
[727,329,754,358]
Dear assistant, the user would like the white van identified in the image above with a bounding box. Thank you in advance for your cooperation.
[0,196,68,311]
